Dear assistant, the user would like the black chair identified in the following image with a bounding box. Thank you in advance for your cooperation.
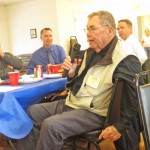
[7,138,17,150]
[63,78,126,150]
[17,53,32,75]
[63,76,142,150]
[69,36,78,56]
[135,70,150,150]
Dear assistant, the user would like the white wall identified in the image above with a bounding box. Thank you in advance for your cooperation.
[1,0,150,55]
[0,6,10,51]
[56,0,137,51]
[6,0,59,55]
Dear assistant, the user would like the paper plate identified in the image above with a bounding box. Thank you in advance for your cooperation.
[43,74,62,79]
[0,80,10,85]
[19,78,43,84]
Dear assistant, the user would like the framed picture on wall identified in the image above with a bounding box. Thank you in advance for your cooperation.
[30,28,37,38]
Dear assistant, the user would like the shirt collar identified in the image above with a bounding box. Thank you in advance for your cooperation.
[86,35,118,66]
[43,45,54,52]
[98,35,118,65]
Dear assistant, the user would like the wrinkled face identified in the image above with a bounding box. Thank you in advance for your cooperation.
[85,16,112,52]
[40,30,53,48]
[117,21,132,40]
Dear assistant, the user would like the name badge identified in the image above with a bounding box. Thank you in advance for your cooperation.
[86,75,100,89]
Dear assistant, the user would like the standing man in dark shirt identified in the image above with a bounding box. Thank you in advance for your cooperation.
[0,49,23,79]
[17,10,142,150]
[26,28,66,74]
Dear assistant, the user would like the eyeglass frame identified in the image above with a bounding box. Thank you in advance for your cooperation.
[84,26,104,34]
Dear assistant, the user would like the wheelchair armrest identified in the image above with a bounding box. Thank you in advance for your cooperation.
[81,130,101,138]
[78,130,103,144]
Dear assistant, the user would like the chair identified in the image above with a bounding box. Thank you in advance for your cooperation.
[17,53,32,75]
[7,138,17,150]
[63,78,133,150]
[69,36,78,56]
[135,70,150,150]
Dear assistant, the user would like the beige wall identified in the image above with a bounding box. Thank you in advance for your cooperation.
[6,0,59,54]
[0,0,150,55]
[0,6,10,51]
[56,0,136,51]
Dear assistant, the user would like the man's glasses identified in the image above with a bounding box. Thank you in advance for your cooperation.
[84,26,104,34]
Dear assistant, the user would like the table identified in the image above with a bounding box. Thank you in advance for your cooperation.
[0,77,67,139]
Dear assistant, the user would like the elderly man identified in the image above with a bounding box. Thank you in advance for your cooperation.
[117,19,147,64]
[0,49,23,79]
[17,11,142,150]
[26,27,66,74]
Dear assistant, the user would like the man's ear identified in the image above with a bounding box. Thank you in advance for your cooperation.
[108,26,114,33]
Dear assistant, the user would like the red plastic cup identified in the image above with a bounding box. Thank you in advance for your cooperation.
[8,72,19,86]
[46,64,52,74]
[51,64,61,74]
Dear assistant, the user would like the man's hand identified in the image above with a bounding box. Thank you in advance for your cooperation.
[61,56,77,77]
[58,68,64,75]
[0,49,4,58]
[99,125,121,141]
[7,65,13,70]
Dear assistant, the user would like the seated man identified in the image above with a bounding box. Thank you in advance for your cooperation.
[26,27,66,74]
[0,49,23,79]
[17,10,142,150]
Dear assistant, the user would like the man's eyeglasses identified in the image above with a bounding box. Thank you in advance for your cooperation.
[84,26,104,34]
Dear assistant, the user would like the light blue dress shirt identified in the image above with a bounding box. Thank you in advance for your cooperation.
[26,44,66,74]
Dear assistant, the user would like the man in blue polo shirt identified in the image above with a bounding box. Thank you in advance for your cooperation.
[26,27,66,74]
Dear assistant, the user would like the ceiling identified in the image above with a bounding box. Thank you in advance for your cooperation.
[0,0,32,6]
[0,0,149,9]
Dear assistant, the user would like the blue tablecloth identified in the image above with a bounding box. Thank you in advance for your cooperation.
[0,77,67,139]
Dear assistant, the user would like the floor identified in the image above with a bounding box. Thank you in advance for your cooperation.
[0,133,145,150]
[0,134,17,150]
